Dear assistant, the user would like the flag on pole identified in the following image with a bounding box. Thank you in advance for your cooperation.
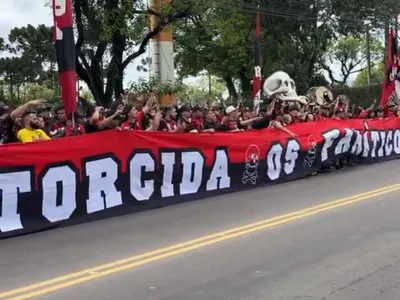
[252,6,262,113]
[52,0,77,117]
[380,28,400,111]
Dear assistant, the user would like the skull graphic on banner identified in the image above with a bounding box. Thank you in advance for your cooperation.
[242,144,260,185]
[303,135,317,168]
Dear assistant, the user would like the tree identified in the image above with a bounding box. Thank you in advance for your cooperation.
[72,0,207,106]
[0,57,24,102]
[22,83,58,103]
[353,61,385,87]
[7,24,58,88]
[322,35,383,84]
[0,80,58,106]
[128,77,183,96]
[174,0,384,98]
[174,4,254,99]
[176,75,227,105]
[79,87,96,104]
[0,24,59,103]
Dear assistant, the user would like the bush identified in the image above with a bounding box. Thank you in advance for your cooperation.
[331,84,381,107]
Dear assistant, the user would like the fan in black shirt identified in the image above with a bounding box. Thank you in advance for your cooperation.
[202,109,219,132]
[0,113,15,144]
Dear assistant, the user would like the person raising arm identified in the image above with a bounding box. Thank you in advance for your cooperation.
[17,112,51,143]
[0,98,46,145]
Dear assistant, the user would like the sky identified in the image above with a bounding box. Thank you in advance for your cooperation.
[0,1,359,93]
[0,0,145,86]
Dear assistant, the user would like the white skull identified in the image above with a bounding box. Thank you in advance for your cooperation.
[263,71,297,98]
[287,78,297,97]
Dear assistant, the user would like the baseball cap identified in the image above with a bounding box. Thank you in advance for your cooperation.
[225,106,236,114]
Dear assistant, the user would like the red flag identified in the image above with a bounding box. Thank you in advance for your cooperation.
[380,28,399,110]
[52,0,77,116]
[252,6,261,111]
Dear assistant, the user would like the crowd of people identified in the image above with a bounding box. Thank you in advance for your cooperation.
[0,92,397,145]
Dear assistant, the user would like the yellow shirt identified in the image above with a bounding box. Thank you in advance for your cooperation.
[17,128,51,143]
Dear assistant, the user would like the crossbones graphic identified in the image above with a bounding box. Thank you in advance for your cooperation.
[303,135,317,168]
[242,144,260,185]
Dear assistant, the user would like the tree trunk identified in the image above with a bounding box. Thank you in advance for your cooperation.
[50,61,54,90]
[384,18,390,65]
[16,83,20,102]
[75,58,106,105]
[112,31,126,101]
[8,73,14,102]
[239,68,251,99]
[224,75,237,100]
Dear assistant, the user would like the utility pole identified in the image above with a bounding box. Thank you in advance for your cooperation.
[366,24,371,85]
[384,18,390,65]
[396,16,398,34]
[150,0,175,106]
[208,72,212,97]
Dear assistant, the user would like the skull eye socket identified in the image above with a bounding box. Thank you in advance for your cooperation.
[290,80,295,89]
[284,81,289,87]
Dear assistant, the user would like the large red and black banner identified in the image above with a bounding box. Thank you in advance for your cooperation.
[1,119,400,239]
[380,28,400,109]
[52,0,77,115]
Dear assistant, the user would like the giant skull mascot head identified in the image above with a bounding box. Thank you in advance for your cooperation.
[263,71,307,104]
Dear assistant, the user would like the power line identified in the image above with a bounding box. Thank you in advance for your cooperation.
[239,3,395,27]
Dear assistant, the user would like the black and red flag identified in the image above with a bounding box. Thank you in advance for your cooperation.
[52,0,77,116]
[252,6,262,112]
[380,28,400,111]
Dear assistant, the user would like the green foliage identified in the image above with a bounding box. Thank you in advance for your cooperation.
[0,82,58,106]
[72,0,209,106]
[176,75,227,105]
[128,77,184,96]
[24,83,58,101]
[79,88,96,104]
[331,84,381,107]
[0,24,58,104]
[174,0,371,98]
[3,0,397,106]
[173,0,396,97]
[174,2,253,98]
[323,35,383,84]
[127,74,226,106]
[353,62,385,87]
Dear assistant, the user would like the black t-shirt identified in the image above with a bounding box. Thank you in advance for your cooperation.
[158,119,177,132]
[203,120,225,132]
[84,121,99,133]
[177,117,195,132]
[219,119,242,131]
[203,120,215,130]
[252,116,271,129]
[0,116,15,144]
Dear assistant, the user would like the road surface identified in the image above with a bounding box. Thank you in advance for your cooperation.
[1,161,400,300]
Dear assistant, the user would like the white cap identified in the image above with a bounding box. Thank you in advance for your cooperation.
[225,105,236,114]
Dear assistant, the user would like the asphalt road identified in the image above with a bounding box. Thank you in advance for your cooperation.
[2,161,400,300]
